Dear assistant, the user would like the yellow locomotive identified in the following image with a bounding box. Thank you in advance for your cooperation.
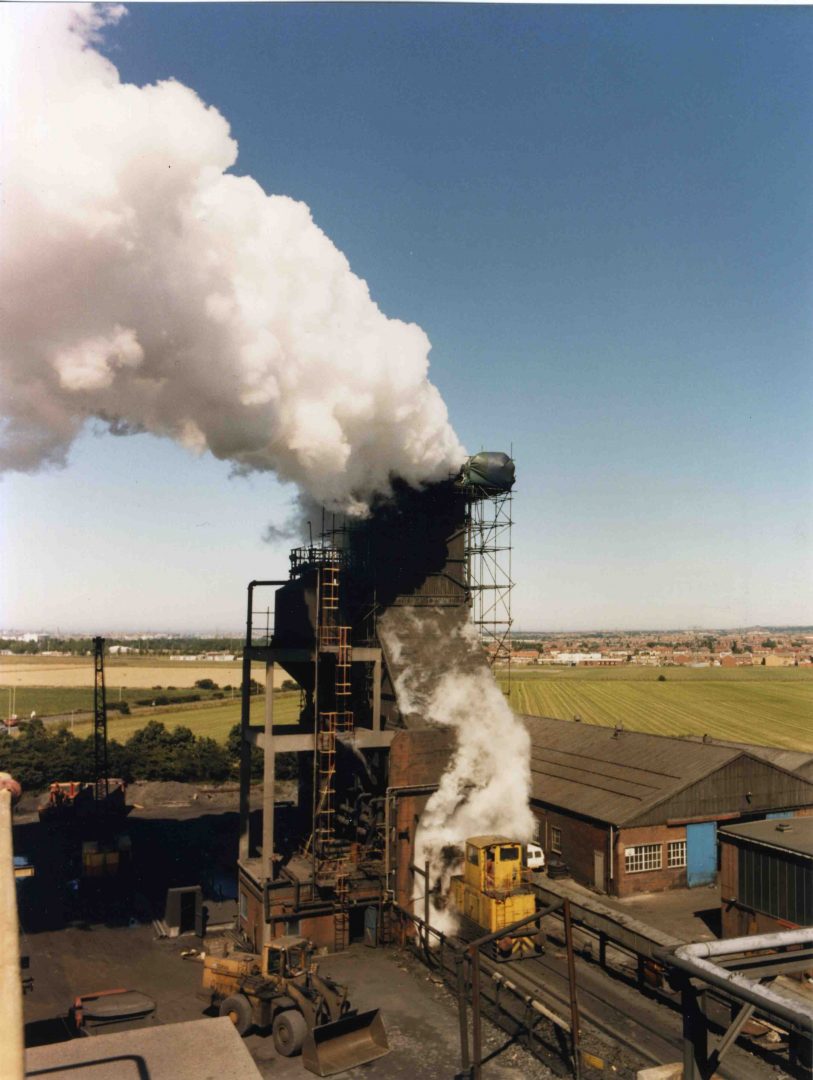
[451,835,542,959]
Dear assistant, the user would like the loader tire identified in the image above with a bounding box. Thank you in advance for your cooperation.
[219,993,252,1036]
[272,1008,308,1057]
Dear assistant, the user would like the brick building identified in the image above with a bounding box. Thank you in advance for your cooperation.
[523,716,813,898]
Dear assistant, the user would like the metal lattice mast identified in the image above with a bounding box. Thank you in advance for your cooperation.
[466,488,514,665]
[459,453,516,673]
[92,636,109,803]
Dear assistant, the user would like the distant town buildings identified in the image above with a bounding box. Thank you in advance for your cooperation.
[169,652,237,662]
[489,628,812,668]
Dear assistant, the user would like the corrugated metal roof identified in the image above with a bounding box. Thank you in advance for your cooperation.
[676,735,813,777]
[523,715,746,825]
[720,817,813,859]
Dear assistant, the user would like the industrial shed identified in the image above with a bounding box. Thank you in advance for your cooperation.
[523,716,813,898]
[719,816,813,938]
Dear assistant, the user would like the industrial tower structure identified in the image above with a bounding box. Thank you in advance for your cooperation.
[236,454,515,951]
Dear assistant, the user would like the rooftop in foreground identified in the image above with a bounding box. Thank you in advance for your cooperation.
[25,1017,261,1080]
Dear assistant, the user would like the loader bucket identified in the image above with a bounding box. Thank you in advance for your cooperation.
[302,1008,389,1077]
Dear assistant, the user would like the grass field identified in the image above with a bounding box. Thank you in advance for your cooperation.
[63,691,302,743]
[7,657,811,752]
[0,685,238,718]
[497,666,813,751]
[0,655,246,688]
[0,655,280,717]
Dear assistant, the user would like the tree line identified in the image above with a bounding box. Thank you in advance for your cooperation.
[0,635,243,656]
[0,718,296,791]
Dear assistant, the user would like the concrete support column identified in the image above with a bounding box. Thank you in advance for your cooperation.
[261,660,275,886]
[372,653,381,729]
[238,648,252,863]
[0,787,23,1080]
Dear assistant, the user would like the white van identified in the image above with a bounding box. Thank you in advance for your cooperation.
[525,843,545,872]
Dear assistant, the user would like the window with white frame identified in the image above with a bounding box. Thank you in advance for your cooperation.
[624,843,662,873]
[550,826,562,854]
[667,840,687,868]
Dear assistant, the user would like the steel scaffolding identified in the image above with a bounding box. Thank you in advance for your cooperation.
[464,486,514,669]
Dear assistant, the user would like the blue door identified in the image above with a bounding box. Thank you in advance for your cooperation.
[686,822,717,887]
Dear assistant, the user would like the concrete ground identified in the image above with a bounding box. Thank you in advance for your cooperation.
[22,924,555,1079]
[538,872,722,943]
[15,784,557,1078]
[613,883,721,942]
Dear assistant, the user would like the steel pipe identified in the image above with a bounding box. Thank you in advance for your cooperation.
[679,929,812,958]
[658,931,813,1035]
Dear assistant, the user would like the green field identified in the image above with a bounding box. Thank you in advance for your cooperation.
[12,664,812,752]
[498,666,813,750]
[55,692,302,744]
[0,684,236,718]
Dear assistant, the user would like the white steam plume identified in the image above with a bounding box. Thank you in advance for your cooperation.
[380,610,535,935]
[0,5,464,515]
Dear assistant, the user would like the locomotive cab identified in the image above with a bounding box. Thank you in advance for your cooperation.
[464,836,525,895]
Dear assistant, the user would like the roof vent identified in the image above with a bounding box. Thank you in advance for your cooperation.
[776,822,792,832]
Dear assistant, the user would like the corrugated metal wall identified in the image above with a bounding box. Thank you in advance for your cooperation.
[630,756,813,826]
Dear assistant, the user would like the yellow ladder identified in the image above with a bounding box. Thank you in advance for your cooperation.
[334,866,350,951]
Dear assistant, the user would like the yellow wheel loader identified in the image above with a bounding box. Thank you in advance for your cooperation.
[201,935,389,1076]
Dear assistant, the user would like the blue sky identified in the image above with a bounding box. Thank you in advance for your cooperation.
[3,3,812,632]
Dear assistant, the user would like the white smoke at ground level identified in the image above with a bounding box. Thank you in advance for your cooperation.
[0,4,464,514]
[380,609,535,936]
[414,669,535,935]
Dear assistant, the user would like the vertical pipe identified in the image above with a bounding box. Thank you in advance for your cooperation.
[383,793,391,898]
[238,583,254,864]
[457,953,470,1073]
[424,859,431,962]
[93,637,109,803]
[261,660,276,897]
[470,944,482,1080]
[682,981,701,1080]
[311,566,321,879]
[372,653,382,730]
[563,899,581,1080]
[0,786,23,1080]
